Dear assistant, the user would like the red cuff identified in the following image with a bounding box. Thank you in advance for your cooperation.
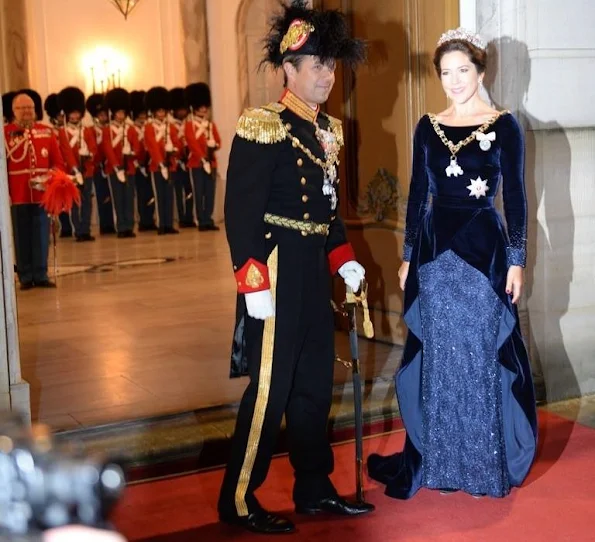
[328,243,356,275]
[234,258,270,293]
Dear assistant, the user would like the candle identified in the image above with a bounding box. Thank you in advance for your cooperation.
[91,66,95,93]
[118,69,121,87]
[100,80,104,93]
[112,73,115,88]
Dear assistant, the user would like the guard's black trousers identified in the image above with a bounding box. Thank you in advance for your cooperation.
[218,240,337,519]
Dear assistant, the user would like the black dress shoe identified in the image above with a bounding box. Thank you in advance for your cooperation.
[221,510,295,535]
[35,280,56,288]
[179,221,197,228]
[138,224,158,232]
[100,227,117,235]
[207,224,220,231]
[20,282,34,291]
[295,496,375,516]
[164,227,179,234]
[117,232,127,238]
[60,231,72,238]
[125,230,136,238]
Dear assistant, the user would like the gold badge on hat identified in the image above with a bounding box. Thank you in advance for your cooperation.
[280,19,315,54]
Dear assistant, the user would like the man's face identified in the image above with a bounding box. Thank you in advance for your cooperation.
[284,55,336,106]
[155,108,167,121]
[114,110,126,123]
[196,106,209,118]
[97,111,108,124]
[13,94,36,124]
[136,112,147,124]
[68,111,81,124]
[174,108,188,120]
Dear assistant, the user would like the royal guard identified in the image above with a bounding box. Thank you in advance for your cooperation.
[184,82,221,231]
[217,1,372,533]
[57,86,97,242]
[44,92,72,238]
[86,93,116,235]
[3,91,16,124]
[128,90,157,231]
[102,88,136,238]
[144,86,180,235]
[169,87,195,228]
[4,91,67,289]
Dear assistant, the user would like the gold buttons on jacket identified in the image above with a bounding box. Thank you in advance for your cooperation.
[303,213,310,220]
[302,195,308,203]
[285,123,292,130]
[301,231,308,237]
[265,232,272,239]
[300,177,306,185]
[297,158,303,167]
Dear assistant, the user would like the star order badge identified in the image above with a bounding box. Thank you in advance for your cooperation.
[467,176,489,199]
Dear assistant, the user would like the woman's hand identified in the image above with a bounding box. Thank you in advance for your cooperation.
[506,265,524,304]
[398,262,410,291]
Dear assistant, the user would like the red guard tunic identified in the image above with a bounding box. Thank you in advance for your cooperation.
[4,122,65,204]
[144,119,181,173]
[58,123,98,179]
[184,115,221,170]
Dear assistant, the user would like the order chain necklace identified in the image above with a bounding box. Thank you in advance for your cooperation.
[428,112,504,177]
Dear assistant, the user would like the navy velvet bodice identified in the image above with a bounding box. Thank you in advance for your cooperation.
[403,113,527,267]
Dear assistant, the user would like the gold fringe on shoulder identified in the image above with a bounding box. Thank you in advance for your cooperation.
[327,115,344,147]
[236,103,288,144]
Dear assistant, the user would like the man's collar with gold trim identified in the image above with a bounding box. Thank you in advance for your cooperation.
[280,89,319,123]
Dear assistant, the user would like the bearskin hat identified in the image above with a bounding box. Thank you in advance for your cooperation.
[85,93,106,118]
[17,88,43,120]
[44,93,61,120]
[169,87,187,112]
[262,0,366,69]
[105,88,130,115]
[145,86,170,113]
[58,87,85,117]
[130,90,147,120]
[185,82,211,110]
[2,91,16,122]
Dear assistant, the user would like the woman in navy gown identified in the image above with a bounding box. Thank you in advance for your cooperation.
[367,28,538,499]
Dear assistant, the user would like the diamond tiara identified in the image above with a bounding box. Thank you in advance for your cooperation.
[437,27,486,51]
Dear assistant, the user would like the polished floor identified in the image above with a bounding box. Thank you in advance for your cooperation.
[16,225,400,431]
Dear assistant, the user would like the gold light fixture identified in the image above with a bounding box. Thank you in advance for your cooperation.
[110,0,142,20]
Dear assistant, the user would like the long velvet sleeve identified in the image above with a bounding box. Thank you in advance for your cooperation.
[403,117,430,261]
[500,114,527,267]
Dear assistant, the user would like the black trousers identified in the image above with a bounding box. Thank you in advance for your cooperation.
[218,241,336,520]
[108,174,135,233]
[11,204,50,285]
[151,171,174,230]
[191,167,216,227]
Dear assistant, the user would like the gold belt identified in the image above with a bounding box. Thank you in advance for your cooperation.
[264,213,329,236]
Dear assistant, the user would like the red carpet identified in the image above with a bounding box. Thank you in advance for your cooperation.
[112,411,595,541]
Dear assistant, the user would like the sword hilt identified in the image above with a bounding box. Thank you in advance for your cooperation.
[346,280,374,339]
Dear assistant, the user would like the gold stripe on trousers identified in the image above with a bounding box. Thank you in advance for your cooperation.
[234,245,279,517]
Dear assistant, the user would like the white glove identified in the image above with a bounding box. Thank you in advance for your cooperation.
[115,168,126,183]
[74,170,84,186]
[139,166,148,177]
[338,260,366,291]
[207,138,216,148]
[202,159,212,175]
[165,141,174,153]
[245,289,275,320]
[160,163,169,180]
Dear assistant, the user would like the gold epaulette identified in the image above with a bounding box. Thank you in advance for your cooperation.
[327,115,344,147]
[236,103,288,144]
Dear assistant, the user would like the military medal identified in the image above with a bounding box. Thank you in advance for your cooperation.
[446,156,463,177]
[467,175,489,198]
[476,131,496,151]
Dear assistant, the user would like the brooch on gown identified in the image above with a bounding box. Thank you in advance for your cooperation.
[467,176,489,198]
[476,131,496,151]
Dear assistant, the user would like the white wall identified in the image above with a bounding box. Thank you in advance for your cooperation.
[25,0,186,96]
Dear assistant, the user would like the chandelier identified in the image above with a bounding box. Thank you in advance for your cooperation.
[110,0,142,20]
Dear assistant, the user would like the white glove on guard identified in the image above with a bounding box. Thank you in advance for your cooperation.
[245,289,275,320]
[115,168,126,183]
[338,260,366,291]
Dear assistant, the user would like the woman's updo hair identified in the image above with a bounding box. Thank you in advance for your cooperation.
[433,39,487,76]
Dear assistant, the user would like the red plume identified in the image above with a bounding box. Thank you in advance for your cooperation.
[40,169,81,216]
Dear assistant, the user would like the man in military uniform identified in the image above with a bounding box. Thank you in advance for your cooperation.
[218,1,372,534]
[144,86,179,235]
[57,86,97,242]
[184,82,221,231]
[128,90,157,231]
[101,88,136,238]
[169,87,195,228]
[44,92,72,238]
[86,93,116,235]
[4,91,65,289]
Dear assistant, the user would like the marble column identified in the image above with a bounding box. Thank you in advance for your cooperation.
[470,0,595,402]
[0,0,30,92]
[179,0,210,84]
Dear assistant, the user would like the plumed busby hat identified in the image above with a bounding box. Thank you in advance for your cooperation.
[169,87,187,111]
[145,86,170,113]
[185,82,211,110]
[105,88,130,115]
[2,91,16,122]
[263,0,366,69]
[58,87,85,117]
[44,93,61,120]
[17,88,43,120]
[86,93,107,118]
[130,90,147,120]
